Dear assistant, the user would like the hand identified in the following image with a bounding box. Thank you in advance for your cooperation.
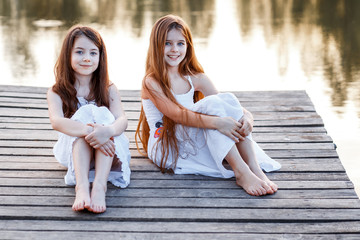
[216,117,244,142]
[98,137,115,157]
[238,109,254,138]
[85,123,112,149]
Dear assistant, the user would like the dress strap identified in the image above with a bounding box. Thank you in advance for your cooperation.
[186,75,194,90]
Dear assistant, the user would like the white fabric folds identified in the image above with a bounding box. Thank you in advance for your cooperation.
[53,104,131,188]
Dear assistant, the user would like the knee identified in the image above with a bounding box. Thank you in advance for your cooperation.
[73,137,91,150]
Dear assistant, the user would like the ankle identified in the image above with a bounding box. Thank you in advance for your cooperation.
[75,182,90,192]
[92,181,107,192]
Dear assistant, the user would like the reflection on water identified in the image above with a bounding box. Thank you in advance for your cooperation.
[1,0,360,196]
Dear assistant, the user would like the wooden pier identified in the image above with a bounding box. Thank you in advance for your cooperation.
[0,85,359,239]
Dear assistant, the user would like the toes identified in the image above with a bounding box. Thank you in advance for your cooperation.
[72,201,84,211]
[84,200,91,209]
[263,184,274,195]
[89,204,106,213]
[266,181,278,193]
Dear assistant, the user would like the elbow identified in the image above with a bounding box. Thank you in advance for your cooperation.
[170,109,188,125]
[50,119,61,132]
[123,117,128,130]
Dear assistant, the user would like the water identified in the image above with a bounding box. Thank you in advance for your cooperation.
[1,0,359,196]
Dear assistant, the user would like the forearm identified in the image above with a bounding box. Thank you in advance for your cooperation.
[172,109,219,130]
[51,117,91,137]
[107,116,128,137]
[242,108,254,125]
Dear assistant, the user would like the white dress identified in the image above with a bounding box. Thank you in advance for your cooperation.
[53,97,131,188]
[142,76,281,178]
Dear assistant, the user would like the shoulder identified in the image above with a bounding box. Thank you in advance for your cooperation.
[108,82,118,94]
[190,73,218,96]
[108,82,122,100]
[191,73,212,89]
[144,76,161,90]
[47,87,61,102]
[142,76,163,99]
[191,73,210,84]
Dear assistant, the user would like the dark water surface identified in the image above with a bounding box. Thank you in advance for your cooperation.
[1,0,359,196]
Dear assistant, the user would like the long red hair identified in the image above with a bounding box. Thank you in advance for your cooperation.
[53,25,110,118]
[135,15,204,172]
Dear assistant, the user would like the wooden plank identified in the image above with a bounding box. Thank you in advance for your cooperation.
[0,157,345,172]
[0,178,353,190]
[0,187,357,199]
[2,231,358,240]
[1,196,360,209]
[1,206,360,221]
[0,170,350,181]
[1,220,360,234]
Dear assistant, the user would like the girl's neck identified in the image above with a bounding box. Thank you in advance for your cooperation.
[167,67,182,80]
[75,73,92,86]
[74,74,92,98]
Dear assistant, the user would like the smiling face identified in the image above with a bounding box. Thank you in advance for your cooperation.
[71,35,100,79]
[164,28,187,69]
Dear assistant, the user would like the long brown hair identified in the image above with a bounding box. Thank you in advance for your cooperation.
[135,15,204,172]
[53,25,110,118]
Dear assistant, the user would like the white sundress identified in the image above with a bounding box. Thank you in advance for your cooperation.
[53,97,131,188]
[142,76,281,178]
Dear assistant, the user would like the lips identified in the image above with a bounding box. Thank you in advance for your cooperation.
[167,55,179,60]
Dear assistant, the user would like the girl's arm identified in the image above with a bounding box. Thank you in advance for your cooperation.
[193,73,254,140]
[144,77,243,142]
[47,88,92,137]
[85,84,128,149]
[239,108,254,137]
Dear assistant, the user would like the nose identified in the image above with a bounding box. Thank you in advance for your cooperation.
[83,57,90,63]
[171,44,178,52]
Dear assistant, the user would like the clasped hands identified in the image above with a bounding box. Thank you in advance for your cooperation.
[85,123,115,157]
[217,114,253,143]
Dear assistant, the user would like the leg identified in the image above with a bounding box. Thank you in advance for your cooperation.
[225,145,272,196]
[236,139,278,193]
[72,138,92,211]
[89,150,113,213]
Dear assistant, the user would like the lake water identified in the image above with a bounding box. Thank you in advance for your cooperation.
[1,0,359,196]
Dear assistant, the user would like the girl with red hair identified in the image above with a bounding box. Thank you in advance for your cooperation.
[136,15,281,196]
[47,25,130,213]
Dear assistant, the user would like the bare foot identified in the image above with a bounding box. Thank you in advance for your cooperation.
[236,170,272,196]
[72,184,91,211]
[248,164,278,194]
[89,183,107,213]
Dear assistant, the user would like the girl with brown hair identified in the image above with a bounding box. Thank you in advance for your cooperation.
[136,15,281,196]
[47,25,131,213]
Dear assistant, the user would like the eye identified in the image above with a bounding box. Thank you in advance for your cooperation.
[90,51,98,56]
[75,50,83,54]
[165,42,171,46]
[178,42,185,46]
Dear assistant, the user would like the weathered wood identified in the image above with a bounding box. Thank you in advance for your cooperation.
[2,231,359,240]
[1,206,360,221]
[0,187,357,199]
[0,219,360,234]
[0,86,359,239]
[2,196,360,209]
[0,178,353,189]
[0,157,345,172]
[0,170,350,181]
